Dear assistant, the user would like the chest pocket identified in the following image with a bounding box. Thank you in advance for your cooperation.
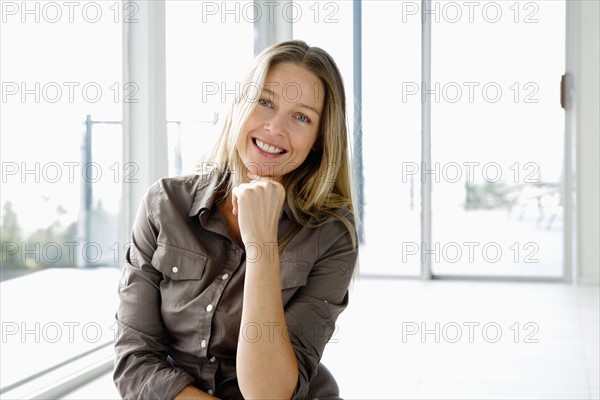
[152,243,208,280]
[152,243,208,307]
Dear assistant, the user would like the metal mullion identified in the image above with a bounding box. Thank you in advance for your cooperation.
[421,0,432,279]
[353,0,364,242]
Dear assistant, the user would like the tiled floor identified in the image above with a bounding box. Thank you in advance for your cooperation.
[323,278,599,399]
[62,278,599,399]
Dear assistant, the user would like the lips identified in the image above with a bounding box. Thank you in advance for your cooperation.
[252,137,287,155]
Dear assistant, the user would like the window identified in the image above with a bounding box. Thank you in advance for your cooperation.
[360,1,422,276]
[1,1,123,279]
[1,1,122,393]
[291,0,566,278]
[165,0,254,176]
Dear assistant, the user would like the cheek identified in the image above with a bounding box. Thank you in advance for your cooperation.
[240,109,260,135]
[239,118,257,147]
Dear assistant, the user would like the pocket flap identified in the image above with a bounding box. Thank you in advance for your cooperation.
[152,243,208,280]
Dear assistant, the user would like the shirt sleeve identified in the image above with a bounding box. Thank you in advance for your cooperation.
[284,214,358,399]
[113,183,196,400]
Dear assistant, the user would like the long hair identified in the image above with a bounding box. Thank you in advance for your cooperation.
[197,40,358,249]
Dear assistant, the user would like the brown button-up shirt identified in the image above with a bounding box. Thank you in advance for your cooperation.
[114,172,358,400]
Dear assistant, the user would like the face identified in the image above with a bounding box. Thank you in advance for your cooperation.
[236,62,325,182]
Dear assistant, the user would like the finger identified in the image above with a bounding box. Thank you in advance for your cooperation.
[252,175,274,186]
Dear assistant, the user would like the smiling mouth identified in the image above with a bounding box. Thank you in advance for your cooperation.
[252,138,287,155]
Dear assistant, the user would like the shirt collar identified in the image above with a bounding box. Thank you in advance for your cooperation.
[188,171,293,220]
[188,171,221,217]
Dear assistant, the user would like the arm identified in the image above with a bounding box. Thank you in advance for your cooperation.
[237,242,299,399]
[114,184,214,400]
[232,178,298,399]
[231,178,357,399]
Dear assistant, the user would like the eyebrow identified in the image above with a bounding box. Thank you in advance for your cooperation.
[262,87,322,117]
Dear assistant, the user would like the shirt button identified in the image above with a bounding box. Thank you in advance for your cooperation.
[172,266,178,273]
[208,390,213,395]
[200,339,207,348]
[209,356,216,362]
[206,304,213,312]
[221,273,229,280]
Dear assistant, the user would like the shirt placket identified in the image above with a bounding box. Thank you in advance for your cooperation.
[197,235,244,396]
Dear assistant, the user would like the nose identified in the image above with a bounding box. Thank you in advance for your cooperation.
[264,111,288,137]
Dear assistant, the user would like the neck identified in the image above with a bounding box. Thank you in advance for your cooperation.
[217,193,242,245]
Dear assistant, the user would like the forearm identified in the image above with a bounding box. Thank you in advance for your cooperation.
[236,241,298,399]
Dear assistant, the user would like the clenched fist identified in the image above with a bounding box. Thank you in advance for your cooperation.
[231,175,285,246]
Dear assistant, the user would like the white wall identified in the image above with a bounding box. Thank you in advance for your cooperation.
[576,0,600,284]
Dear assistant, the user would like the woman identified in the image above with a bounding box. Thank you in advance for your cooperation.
[114,40,359,400]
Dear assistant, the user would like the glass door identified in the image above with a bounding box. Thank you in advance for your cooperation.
[357,0,422,276]
[430,0,566,278]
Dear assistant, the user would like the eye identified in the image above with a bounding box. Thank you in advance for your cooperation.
[258,98,272,108]
[295,113,311,123]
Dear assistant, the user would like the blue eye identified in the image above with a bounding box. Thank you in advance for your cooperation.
[258,98,272,107]
[296,114,310,123]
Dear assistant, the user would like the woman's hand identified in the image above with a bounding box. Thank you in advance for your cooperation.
[231,175,285,245]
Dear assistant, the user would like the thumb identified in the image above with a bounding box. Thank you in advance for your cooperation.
[246,169,260,183]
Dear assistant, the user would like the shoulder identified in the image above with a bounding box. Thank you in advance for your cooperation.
[152,173,208,191]
[316,206,357,251]
[318,206,356,231]
[143,173,214,215]
[144,174,198,201]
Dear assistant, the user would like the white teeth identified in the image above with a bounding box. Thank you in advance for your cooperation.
[255,139,284,154]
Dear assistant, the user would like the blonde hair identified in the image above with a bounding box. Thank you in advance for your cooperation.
[197,40,358,249]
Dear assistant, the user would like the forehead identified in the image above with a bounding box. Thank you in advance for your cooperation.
[263,62,325,111]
